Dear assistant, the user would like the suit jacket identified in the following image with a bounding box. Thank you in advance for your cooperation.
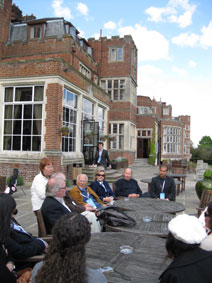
[70,185,104,207]
[159,248,212,283]
[93,149,110,169]
[0,245,16,283]
[90,180,116,201]
[41,196,84,234]
[5,219,45,260]
[150,175,176,201]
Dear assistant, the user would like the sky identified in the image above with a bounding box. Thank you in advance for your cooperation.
[13,0,212,146]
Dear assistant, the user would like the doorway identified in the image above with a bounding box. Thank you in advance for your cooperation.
[137,138,150,158]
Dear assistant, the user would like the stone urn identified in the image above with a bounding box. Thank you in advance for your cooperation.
[195,169,212,200]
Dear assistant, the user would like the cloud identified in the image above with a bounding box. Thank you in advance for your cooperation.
[188,60,197,68]
[137,64,212,146]
[200,21,212,49]
[145,0,196,28]
[51,0,72,20]
[172,21,212,49]
[118,24,170,61]
[104,21,116,30]
[172,66,187,76]
[172,32,199,47]
[76,2,88,16]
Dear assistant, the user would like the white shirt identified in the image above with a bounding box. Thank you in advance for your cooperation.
[31,172,48,211]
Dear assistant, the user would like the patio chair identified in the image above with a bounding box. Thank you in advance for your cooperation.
[34,209,52,239]
[197,189,212,217]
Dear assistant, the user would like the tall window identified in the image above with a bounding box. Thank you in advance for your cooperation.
[100,79,125,101]
[62,89,78,152]
[109,47,123,62]
[109,123,124,149]
[3,86,43,151]
[98,106,105,138]
[163,126,181,154]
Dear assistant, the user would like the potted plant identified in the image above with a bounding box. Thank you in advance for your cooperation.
[60,126,69,136]
[195,169,212,200]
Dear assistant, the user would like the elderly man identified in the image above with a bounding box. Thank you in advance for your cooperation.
[70,174,104,209]
[41,172,101,233]
[115,168,148,198]
[150,166,176,201]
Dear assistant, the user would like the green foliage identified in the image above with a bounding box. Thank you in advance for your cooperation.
[203,170,212,180]
[7,176,24,186]
[148,126,156,165]
[66,179,71,187]
[199,136,212,146]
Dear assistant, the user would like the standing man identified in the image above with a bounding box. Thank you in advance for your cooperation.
[92,142,111,169]
[150,166,176,201]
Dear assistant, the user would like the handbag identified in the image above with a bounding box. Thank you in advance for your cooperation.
[97,206,136,227]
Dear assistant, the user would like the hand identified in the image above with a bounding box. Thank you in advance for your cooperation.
[103,196,114,202]
[85,204,95,211]
[128,194,139,198]
[6,261,15,272]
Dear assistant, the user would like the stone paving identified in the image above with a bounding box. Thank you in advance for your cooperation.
[13,161,200,236]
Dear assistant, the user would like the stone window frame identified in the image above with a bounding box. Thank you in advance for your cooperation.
[100,79,125,101]
[62,88,78,152]
[163,126,181,154]
[109,123,124,150]
[108,46,124,62]
[79,62,91,79]
[3,85,44,152]
[30,25,43,39]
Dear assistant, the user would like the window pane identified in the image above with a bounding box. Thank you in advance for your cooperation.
[5,88,13,102]
[13,136,21,150]
[24,105,32,119]
[113,124,117,133]
[22,136,31,151]
[15,87,32,101]
[117,48,123,60]
[119,124,124,134]
[23,120,32,135]
[108,80,112,88]
[119,136,124,149]
[113,90,118,100]
[13,120,21,134]
[33,104,42,119]
[101,80,106,89]
[33,120,41,135]
[32,136,41,151]
[4,136,11,150]
[34,86,43,101]
[4,120,12,134]
[14,105,22,119]
[114,80,118,88]
[120,89,124,100]
[5,105,12,119]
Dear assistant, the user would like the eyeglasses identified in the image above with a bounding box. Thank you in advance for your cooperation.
[204,212,210,217]
[97,174,105,177]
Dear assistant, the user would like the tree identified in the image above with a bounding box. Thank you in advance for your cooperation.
[199,136,212,146]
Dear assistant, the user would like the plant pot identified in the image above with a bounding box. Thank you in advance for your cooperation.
[195,179,212,200]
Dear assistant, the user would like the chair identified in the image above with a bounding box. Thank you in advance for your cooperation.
[196,189,212,217]
[34,209,51,238]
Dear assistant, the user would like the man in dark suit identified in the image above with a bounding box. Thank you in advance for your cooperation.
[150,166,176,201]
[41,172,101,234]
[92,142,111,169]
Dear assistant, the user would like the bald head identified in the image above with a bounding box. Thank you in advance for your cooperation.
[123,168,132,181]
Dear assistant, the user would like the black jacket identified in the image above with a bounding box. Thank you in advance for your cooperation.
[159,248,212,283]
[5,219,45,260]
[90,180,116,201]
[150,175,176,201]
[93,149,110,169]
[0,245,16,283]
[115,178,143,197]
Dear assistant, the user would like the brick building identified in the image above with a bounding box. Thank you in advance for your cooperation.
[0,1,190,184]
[137,96,191,163]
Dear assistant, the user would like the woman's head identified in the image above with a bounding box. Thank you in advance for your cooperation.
[36,212,91,283]
[205,201,212,230]
[0,193,16,243]
[39,157,53,178]
[95,166,105,182]
[166,214,207,258]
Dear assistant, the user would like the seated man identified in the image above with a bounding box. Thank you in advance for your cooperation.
[5,209,47,269]
[150,166,176,201]
[41,172,101,234]
[70,174,105,209]
[115,168,148,198]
